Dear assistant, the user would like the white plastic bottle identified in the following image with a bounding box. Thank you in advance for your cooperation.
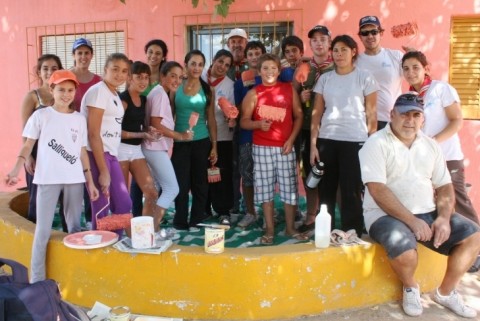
[315,204,331,248]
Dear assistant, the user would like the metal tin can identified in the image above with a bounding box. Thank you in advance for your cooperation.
[204,227,225,254]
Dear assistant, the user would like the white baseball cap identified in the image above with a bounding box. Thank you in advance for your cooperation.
[226,28,248,40]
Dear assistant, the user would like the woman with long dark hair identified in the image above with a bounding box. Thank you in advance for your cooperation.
[171,50,217,230]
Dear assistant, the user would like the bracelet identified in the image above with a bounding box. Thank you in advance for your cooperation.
[83,168,90,173]
[18,155,26,161]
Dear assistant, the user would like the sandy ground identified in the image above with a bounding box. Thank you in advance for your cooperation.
[190,273,480,321]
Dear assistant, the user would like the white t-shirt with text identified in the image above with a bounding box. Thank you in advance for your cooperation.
[23,107,87,185]
[80,81,124,156]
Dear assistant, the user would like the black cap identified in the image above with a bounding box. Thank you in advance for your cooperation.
[308,25,331,38]
[394,93,424,113]
[359,15,381,29]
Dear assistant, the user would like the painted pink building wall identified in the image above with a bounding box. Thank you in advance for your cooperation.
[1,0,479,213]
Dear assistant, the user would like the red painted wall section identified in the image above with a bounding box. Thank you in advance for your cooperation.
[1,0,479,217]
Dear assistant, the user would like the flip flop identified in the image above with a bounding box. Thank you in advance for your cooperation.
[260,235,274,245]
[288,233,310,241]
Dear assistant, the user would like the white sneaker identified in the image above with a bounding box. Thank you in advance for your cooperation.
[85,221,93,231]
[433,288,477,318]
[403,285,423,316]
[237,214,257,228]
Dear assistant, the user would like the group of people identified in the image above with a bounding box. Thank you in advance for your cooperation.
[4,14,480,319]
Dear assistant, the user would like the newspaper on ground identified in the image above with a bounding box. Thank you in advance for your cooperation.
[113,237,173,254]
[88,301,183,321]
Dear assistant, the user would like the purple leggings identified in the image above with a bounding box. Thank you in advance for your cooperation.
[88,151,132,232]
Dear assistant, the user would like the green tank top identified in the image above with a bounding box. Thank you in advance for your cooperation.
[174,83,209,141]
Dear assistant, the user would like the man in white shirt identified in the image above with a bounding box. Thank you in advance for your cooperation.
[356,15,404,129]
[359,93,480,319]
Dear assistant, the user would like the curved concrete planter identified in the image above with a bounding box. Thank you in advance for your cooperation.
[0,191,447,320]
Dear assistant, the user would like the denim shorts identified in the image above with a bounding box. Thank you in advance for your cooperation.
[369,211,480,259]
[239,143,254,187]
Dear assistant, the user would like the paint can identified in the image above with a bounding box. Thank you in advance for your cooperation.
[131,216,154,249]
[108,306,130,321]
[204,227,225,254]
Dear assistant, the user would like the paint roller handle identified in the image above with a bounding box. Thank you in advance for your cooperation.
[197,223,231,230]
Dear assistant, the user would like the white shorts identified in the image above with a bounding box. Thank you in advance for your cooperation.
[117,143,145,162]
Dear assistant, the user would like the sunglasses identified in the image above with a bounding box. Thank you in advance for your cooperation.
[359,29,380,37]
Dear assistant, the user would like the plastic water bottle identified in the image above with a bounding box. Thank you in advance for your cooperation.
[305,162,324,189]
[315,204,331,248]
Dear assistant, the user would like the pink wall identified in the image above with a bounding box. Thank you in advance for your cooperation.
[1,0,479,211]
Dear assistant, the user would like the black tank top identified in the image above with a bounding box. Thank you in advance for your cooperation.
[119,90,146,145]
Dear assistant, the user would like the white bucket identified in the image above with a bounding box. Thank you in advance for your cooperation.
[204,227,225,254]
[131,216,154,249]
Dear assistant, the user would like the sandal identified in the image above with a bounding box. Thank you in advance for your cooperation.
[287,232,310,241]
[298,222,315,233]
[260,235,274,245]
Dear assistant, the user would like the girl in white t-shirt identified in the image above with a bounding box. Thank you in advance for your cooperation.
[5,70,99,282]
[80,53,132,234]
[20,54,63,224]
[402,51,479,224]
[403,51,480,273]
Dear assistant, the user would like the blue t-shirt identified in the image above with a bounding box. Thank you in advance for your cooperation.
[234,75,262,145]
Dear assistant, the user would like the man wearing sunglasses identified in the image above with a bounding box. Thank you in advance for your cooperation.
[359,93,480,318]
[356,15,405,130]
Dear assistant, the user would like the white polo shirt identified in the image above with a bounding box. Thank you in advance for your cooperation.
[359,125,452,231]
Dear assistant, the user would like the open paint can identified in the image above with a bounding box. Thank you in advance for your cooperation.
[204,227,225,254]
